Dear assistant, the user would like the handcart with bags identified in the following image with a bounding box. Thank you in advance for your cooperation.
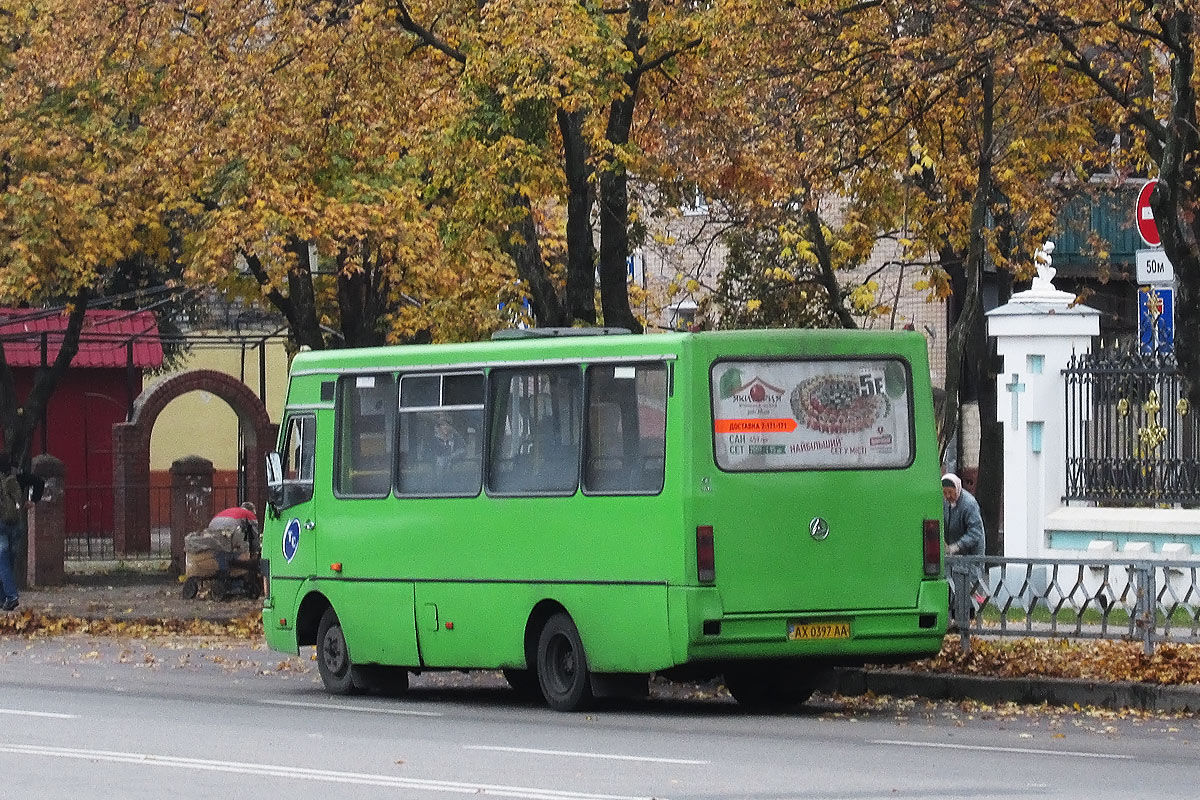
[181,511,262,600]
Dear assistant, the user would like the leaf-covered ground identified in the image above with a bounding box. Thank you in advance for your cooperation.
[0,609,263,640]
[4,610,1200,687]
[900,637,1200,685]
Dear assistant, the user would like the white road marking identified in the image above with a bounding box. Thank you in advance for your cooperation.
[465,745,707,765]
[871,739,1135,760]
[0,743,662,800]
[260,699,441,717]
[0,709,77,719]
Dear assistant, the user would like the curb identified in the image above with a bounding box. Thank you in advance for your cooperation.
[832,668,1200,713]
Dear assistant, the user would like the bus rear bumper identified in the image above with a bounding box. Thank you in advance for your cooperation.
[673,580,949,664]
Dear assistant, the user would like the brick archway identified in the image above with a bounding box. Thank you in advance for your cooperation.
[112,370,277,554]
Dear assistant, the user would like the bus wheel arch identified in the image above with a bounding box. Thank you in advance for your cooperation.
[296,591,332,648]
[522,600,567,669]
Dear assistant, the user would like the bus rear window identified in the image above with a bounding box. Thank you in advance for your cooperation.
[711,359,914,471]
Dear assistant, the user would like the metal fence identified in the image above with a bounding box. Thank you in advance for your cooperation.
[1064,345,1199,505]
[63,483,241,562]
[947,555,1200,655]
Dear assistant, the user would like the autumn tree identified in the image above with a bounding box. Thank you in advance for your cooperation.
[976,0,1200,408]
[707,227,848,330]
[0,0,174,464]
[391,0,705,333]
[656,2,1106,549]
[141,0,519,349]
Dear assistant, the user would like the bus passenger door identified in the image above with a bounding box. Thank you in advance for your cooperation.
[269,414,318,611]
[322,372,422,668]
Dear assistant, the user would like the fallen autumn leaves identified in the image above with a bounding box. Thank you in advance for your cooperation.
[0,609,263,640]
[901,636,1200,685]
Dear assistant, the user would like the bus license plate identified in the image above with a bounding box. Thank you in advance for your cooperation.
[788,621,850,641]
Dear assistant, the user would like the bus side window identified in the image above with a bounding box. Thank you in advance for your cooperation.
[488,367,581,495]
[396,371,484,497]
[334,373,395,498]
[277,414,315,509]
[584,362,667,495]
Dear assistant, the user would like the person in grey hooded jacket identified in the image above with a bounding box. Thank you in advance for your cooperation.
[942,473,985,557]
[942,473,986,611]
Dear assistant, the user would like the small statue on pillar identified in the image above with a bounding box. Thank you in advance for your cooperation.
[1031,241,1056,292]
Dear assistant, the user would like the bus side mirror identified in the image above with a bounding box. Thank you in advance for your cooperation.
[265,452,284,517]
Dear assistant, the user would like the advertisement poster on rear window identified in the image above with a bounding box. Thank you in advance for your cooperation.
[711,360,913,470]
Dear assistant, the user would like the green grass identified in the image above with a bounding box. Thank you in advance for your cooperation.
[973,602,1199,628]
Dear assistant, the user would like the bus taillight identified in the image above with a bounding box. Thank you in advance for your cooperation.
[923,519,941,576]
[696,525,715,583]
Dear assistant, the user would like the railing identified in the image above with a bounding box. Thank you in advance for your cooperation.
[1063,345,1199,505]
[947,555,1200,655]
[62,483,242,562]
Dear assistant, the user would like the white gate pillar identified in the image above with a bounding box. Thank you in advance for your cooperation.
[985,243,1101,558]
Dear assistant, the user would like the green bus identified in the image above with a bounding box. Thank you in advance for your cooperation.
[262,328,948,711]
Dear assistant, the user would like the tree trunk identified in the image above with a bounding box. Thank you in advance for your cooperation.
[559,108,597,324]
[0,288,90,465]
[1152,9,1200,410]
[243,241,325,350]
[505,195,568,327]
[804,206,858,329]
[938,65,994,464]
[336,244,389,348]
[595,1,649,334]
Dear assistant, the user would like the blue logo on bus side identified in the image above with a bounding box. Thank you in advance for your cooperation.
[283,518,301,563]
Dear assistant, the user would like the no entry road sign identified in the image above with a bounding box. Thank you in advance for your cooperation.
[1136,179,1161,247]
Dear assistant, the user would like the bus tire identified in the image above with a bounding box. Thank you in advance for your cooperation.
[536,613,594,712]
[724,664,819,710]
[316,608,364,696]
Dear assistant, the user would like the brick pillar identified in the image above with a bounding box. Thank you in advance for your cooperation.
[170,456,214,572]
[112,423,151,554]
[27,454,66,587]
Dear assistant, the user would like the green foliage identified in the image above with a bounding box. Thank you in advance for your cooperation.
[709,227,841,330]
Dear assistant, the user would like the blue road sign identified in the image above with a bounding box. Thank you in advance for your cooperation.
[1138,286,1174,356]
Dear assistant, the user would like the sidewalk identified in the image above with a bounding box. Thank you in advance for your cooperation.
[9,575,1200,713]
[17,573,260,623]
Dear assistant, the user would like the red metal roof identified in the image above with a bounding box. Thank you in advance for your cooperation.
[0,308,164,369]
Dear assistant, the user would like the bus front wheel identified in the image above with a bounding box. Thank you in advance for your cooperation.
[536,613,594,712]
[316,608,364,696]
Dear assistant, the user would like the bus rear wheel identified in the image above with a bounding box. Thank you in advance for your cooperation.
[723,664,822,710]
[316,608,364,696]
[536,613,594,712]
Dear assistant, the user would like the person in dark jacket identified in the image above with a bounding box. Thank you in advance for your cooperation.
[0,452,45,611]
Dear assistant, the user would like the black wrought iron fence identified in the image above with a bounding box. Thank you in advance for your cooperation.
[948,555,1200,655]
[63,483,241,562]
[1064,345,1199,505]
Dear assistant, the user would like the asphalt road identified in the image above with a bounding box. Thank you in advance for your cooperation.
[1,634,1198,800]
